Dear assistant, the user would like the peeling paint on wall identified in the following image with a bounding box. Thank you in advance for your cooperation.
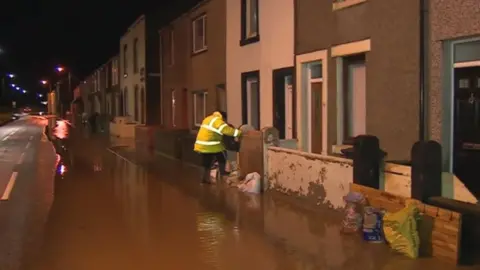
[268,147,353,209]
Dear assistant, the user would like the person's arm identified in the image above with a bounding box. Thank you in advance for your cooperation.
[216,119,241,137]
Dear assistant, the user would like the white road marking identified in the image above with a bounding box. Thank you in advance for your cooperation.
[2,135,9,141]
[106,148,137,167]
[25,142,31,149]
[17,152,25,165]
[1,172,18,200]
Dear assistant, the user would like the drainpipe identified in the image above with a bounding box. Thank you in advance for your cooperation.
[419,0,429,141]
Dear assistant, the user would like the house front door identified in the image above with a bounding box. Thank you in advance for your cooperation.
[311,82,322,154]
[453,66,480,197]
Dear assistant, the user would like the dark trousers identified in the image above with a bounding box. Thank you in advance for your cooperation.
[200,152,227,182]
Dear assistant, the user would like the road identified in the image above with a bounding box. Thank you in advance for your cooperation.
[0,116,56,270]
[0,117,476,269]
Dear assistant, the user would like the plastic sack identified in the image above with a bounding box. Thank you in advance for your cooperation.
[340,192,366,234]
[383,202,420,259]
[362,207,384,243]
[238,172,261,194]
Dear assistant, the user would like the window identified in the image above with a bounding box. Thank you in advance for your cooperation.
[192,15,207,53]
[133,38,139,73]
[167,29,175,66]
[123,44,128,73]
[341,54,366,143]
[193,91,208,126]
[216,84,226,112]
[112,59,118,85]
[240,0,259,45]
[134,85,139,121]
[459,78,469,88]
[123,87,128,116]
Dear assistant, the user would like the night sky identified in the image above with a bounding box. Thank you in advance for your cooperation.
[0,0,195,106]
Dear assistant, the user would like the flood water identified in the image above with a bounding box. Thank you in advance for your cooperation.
[23,120,474,270]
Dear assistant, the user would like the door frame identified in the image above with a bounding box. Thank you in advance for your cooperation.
[443,37,480,173]
[295,50,328,154]
[272,67,294,139]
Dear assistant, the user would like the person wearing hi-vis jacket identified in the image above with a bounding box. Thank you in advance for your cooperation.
[194,110,241,184]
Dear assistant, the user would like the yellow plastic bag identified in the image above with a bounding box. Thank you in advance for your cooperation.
[382,202,420,259]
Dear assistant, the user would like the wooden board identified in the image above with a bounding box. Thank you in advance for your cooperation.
[350,183,462,264]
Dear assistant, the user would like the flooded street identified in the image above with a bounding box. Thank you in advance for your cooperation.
[15,119,474,270]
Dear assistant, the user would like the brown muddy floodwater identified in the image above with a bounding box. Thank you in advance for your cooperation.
[22,123,473,270]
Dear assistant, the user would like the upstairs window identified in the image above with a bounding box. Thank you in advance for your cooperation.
[192,14,207,53]
[240,0,259,45]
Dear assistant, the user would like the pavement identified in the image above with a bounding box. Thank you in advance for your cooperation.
[0,117,477,269]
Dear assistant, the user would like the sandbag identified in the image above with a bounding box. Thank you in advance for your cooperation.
[383,202,420,259]
[238,172,261,194]
[340,192,366,234]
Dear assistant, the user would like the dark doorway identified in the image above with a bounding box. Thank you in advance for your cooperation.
[272,67,294,139]
[311,82,323,154]
[453,66,480,199]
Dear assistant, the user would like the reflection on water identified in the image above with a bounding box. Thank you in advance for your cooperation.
[111,156,150,245]
[53,120,69,139]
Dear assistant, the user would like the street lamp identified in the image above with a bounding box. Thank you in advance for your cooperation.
[22,90,27,94]
[15,86,19,90]
[10,83,15,87]
[7,73,14,78]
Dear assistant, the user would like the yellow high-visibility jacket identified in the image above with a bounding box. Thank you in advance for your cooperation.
[194,111,241,153]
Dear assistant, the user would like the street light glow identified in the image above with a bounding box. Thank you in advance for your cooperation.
[7,73,14,78]
[41,80,48,85]
[22,90,27,93]
[56,66,64,72]
[15,86,20,90]
[38,93,43,97]
[10,84,15,87]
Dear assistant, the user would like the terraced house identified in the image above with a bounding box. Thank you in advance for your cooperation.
[159,0,226,129]
[226,0,295,139]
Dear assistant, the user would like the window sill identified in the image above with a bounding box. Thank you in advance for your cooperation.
[332,0,366,11]
[192,48,208,57]
[239,35,260,47]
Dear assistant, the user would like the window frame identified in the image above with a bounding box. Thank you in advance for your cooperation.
[192,14,207,54]
[240,0,260,46]
[193,91,208,127]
